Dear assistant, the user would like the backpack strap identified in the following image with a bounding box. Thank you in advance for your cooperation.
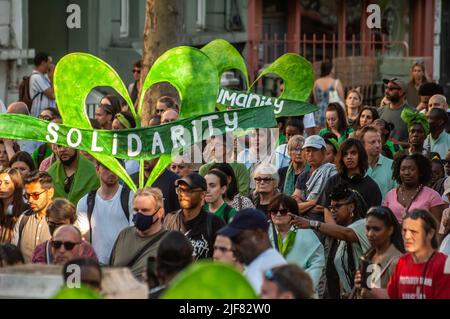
[206,212,213,242]
[86,190,97,243]
[223,204,232,223]
[17,212,31,249]
[120,187,131,222]
[126,230,167,268]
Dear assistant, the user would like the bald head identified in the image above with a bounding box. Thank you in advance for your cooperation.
[51,225,82,265]
[53,225,82,242]
[428,94,448,111]
[7,102,30,115]
[161,108,179,124]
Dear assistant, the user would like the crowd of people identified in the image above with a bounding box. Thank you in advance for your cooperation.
[0,53,450,299]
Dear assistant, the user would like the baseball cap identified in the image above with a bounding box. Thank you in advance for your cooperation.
[383,77,407,92]
[217,208,269,238]
[302,135,327,150]
[175,172,207,191]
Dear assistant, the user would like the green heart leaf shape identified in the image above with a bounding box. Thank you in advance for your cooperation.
[0,40,316,192]
[162,261,257,299]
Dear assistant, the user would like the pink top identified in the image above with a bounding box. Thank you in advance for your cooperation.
[382,186,445,224]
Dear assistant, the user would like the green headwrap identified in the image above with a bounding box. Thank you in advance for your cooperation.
[401,107,430,135]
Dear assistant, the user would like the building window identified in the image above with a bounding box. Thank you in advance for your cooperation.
[120,0,130,38]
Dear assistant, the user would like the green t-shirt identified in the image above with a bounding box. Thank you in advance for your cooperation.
[205,202,236,223]
[199,162,249,196]
[319,127,354,145]
[31,144,53,167]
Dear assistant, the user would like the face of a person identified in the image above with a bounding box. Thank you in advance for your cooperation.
[205,174,226,205]
[254,174,276,194]
[133,195,163,220]
[112,118,124,130]
[420,95,430,109]
[346,92,361,109]
[231,229,259,265]
[366,215,393,249]
[143,158,158,173]
[324,144,336,164]
[55,146,77,166]
[285,126,301,142]
[402,218,432,254]
[0,173,15,199]
[385,83,402,101]
[359,110,374,127]
[52,229,81,265]
[409,124,425,146]
[260,279,286,299]
[427,112,443,133]
[132,66,141,81]
[46,217,71,236]
[431,162,444,185]
[400,159,419,186]
[428,97,446,111]
[412,66,424,81]
[11,161,31,178]
[343,146,359,171]
[176,182,205,210]
[95,107,112,128]
[170,161,192,178]
[213,235,236,264]
[24,182,53,213]
[329,199,354,226]
[326,110,339,130]
[161,109,178,124]
[288,144,304,165]
[97,164,118,187]
[210,138,228,162]
[39,110,53,121]
[363,131,382,158]
[304,147,325,168]
[155,102,168,115]
[0,144,9,168]
[270,204,292,228]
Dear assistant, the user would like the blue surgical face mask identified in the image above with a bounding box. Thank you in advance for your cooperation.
[133,211,159,231]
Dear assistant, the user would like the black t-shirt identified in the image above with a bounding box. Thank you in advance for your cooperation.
[130,169,180,214]
[178,209,225,260]
[256,203,270,215]
[277,166,301,192]
[316,173,382,209]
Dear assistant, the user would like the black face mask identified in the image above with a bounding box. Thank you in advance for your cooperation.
[133,212,159,231]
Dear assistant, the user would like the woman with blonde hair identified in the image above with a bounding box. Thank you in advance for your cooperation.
[345,89,363,128]
[405,61,428,108]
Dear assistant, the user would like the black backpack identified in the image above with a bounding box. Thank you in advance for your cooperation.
[86,188,130,243]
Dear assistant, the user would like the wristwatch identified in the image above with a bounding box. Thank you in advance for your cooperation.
[309,220,321,231]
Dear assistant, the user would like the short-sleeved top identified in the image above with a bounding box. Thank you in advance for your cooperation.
[319,127,354,145]
[316,173,382,210]
[109,228,168,281]
[387,252,450,299]
[205,202,236,223]
[333,219,370,293]
[29,70,55,117]
[378,103,415,142]
[424,131,450,159]
[301,163,337,201]
[383,186,445,224]
[366,155,397,199]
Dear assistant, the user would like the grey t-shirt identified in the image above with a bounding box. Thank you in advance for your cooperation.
[378,103,415,142]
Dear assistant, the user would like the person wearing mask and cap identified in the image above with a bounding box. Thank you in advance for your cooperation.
[379,78,416,148]
[109,187,169,281]
[217,208,286,294]
[163,173,225,260]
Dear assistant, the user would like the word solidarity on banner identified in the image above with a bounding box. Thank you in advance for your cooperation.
[0,39,316,191]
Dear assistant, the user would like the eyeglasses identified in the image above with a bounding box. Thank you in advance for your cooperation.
[132,69,141,74]
[46,220,67,229]
[175,186,204,195]
[386,86,401,91]
[51,240,80,251]
[254,177,274,183]
[328,200,352,211]
[155,109,165,114]
[264,269,288,291]
[214,245,233,253]
[23,189,47,201]
[270,208,289,216]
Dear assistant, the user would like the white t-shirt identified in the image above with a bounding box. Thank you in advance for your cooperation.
[125,160,140,175]
[29,70,55,117]
[0,99,6,113]
[244,248,286,294]
[440,234,450,256]
[76,185,134,265]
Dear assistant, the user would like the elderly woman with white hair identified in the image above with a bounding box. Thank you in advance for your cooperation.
[250,163,280,214]
[278,135,305,195]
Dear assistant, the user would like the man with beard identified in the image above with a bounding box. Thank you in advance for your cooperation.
[12,171,54,262]
[109,187,169,281]
[217,208,286,294]
[127,158,180,214]
[163,173,225,260]
[76,161,133,265]
[424,108,450,159]
[47,145,99,205]
[379,78,416,146]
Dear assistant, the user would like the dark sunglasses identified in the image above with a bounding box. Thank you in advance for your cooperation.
[386,86,401,91]
[270,208,289,216]
[132,69,141,74]
[51,240,80,251]
[254,177,274,183]
[23,189,47,201]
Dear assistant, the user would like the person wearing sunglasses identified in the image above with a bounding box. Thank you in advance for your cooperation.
[32,198,97,264]
[155,96,178,116]
[163,173,225,261]
[379,78,415,147]
[50,225,83,265]
[290,184,369,299]
[260,264,315,299]
[12,171,54,262]
[250,164,280,215]
[128,60,142,106]
[268,193,324,291]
